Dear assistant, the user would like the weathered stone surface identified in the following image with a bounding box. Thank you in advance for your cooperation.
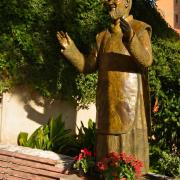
[0,144,74,170]
[0,144,83,179]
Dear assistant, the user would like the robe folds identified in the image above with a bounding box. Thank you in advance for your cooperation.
[95,17,152,173]
[62,16,152,173]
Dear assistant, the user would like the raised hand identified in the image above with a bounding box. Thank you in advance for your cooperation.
[120,17,134,42]
[56,31,72,52]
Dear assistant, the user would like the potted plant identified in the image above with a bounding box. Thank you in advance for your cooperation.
[97,152,144,180]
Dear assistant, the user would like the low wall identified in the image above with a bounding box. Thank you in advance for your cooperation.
[0,86,96,144]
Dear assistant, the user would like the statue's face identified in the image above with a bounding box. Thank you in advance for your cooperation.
[102,0,130,20]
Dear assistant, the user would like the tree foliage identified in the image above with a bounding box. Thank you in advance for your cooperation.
[149,39,180,151]
[0,0,107,106]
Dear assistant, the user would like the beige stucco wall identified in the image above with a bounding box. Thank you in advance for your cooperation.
[156,0,174,27]
[0,86,96,144]
[156,0,180,33]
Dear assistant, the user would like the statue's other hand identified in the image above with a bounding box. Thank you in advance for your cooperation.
[120,18,134,42]
[57,31,72,52]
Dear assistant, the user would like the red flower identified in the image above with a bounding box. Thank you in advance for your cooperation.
[131,159,143,177]
[110,161,118,167]
[96,161,107,171]
[125,155,135,164]
[74,153,84,161]
[97,151,143,179]
[81,148,92,157]
[73,155,78,160]
[108,152,120,161]
[120,152,127,162]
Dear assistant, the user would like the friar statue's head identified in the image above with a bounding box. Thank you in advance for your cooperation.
[102,0,132,20]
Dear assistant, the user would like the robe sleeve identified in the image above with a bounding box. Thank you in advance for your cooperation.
[127,24,153,68]
[61,38,98,73]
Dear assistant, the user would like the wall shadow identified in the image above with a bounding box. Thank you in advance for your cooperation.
[14,85,77,133]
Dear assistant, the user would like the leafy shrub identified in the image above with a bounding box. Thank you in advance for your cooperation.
[18,114,77,155]
[150,146,180,178]
[75,119,96,153]
[149,39,180,151]
[18,116,96,156]
[18,125,51,150]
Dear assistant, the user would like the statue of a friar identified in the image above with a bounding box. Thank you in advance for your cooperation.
[57,0,152,173]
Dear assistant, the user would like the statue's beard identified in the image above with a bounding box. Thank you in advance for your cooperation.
[109,8,124,20]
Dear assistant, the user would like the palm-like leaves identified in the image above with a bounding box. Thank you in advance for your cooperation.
[76,119,96,153]
[17,114,77,154]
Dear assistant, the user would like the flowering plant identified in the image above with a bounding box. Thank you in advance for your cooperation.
[73,148,95,174]
[97,152,144,180]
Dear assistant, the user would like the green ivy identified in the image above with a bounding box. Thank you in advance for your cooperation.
[0,0,108,104]
[149,39,180,151]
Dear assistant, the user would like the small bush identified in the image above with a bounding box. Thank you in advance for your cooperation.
[150,146,180,178]
[18,114,78,155]
[75,119,96,153]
